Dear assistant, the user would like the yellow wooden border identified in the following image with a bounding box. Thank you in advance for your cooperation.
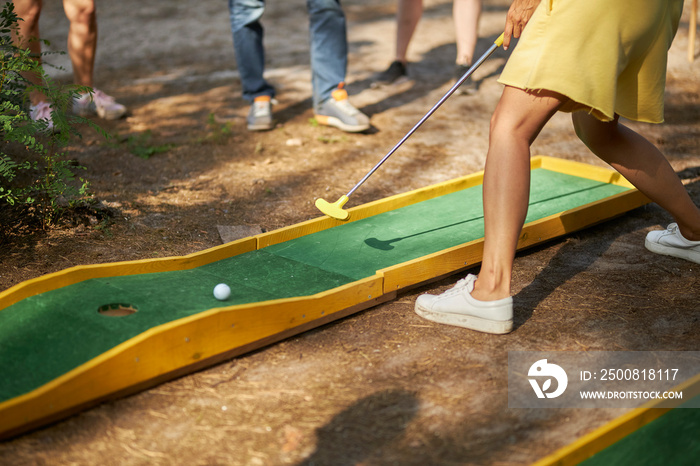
[534,157,633,187]
[532,372,700,466]
[0,156,650,439]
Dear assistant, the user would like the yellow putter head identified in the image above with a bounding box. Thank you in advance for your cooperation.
[315,195,350,220]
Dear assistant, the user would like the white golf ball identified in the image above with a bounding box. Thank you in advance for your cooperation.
[213,283,231,301]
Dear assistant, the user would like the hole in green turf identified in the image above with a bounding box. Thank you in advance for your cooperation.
[98,303,138,317]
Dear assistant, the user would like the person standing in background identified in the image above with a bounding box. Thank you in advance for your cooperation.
[228,0,370,133]
[374,0,482,94]
[12,0,128,130]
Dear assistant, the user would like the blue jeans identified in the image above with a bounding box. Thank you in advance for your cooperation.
[228,0,348,110]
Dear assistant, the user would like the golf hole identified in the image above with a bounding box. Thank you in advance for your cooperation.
[98,303,138,317]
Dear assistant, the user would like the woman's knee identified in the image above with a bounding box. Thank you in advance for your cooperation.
[489,87,564,146]
[63,0,96,25]
[13,0,43,28]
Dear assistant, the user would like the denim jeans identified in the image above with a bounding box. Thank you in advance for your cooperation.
[228,0,348,110]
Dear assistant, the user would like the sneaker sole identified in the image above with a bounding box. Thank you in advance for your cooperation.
[315,115,369,133]
[97,108,127,120]
[370,75,411,88]
[645,239,700,264]
[247,123,274,131]
[73,107,127,120]
[414,302,513,334]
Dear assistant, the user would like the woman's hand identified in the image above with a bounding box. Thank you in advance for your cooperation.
[504,0,542,50]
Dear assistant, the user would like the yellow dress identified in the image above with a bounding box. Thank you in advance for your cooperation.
[498,0,684,123]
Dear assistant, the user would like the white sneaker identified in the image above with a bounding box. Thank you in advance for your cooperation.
[29,101,55,133]
[73,89,127,120]
[247,95,274,131]
[414,274,513,334]
[314,83,370,133]
[645,223,700,264]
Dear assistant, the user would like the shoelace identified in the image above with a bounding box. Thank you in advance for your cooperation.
[666,223,700,245]
[252,101,270,118]
[91,89,116,106]
[332,97,359,116]
[439,276,474,298]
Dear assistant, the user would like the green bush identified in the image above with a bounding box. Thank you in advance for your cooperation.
[0,2,105,229]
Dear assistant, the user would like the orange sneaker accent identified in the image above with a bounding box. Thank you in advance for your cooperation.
[315,115,330,125]
[331,83,348,101]
[254,95,272,103]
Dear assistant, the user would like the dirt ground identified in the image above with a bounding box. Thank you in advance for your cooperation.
[1,0,699,464]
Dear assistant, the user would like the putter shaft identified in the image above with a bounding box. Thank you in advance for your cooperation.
[346,34,505,198]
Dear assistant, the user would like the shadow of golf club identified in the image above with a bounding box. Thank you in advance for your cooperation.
[364,218,482,251]
[364,181,615,252]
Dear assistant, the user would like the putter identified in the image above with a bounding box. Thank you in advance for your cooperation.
[316,33,505,221]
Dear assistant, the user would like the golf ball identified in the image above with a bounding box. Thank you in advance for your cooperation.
[213,283,231,301]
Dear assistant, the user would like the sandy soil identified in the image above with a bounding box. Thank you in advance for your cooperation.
[0,0,699,464]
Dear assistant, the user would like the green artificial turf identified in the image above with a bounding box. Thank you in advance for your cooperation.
[0,168,629,402]
[579,395,700,465]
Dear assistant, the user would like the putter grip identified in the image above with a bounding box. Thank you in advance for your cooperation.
[494,33,505,47]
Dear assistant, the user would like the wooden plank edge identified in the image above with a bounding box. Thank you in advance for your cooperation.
[257,170,486,248]
[535,156,634,188]
[531,372,700,466]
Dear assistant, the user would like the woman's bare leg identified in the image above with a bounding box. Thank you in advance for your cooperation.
[453,0,481,66]
[471,86,566,301]
[12,0,45,104]
[62,0,97,87]
[573,113,700,241]
[395,0,423,63]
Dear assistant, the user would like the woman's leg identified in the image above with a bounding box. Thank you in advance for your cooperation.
[573,112,700,241]
[452,0,481,66]
[471,86,566,301]
[228,0,274,102]
[395,0,422,63]
[12,0,44,104]
[62,0,97,87]
[307,0,347,108]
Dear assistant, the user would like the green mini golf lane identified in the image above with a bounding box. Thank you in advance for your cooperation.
[580,395,700,465]
[0,169,629,403]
